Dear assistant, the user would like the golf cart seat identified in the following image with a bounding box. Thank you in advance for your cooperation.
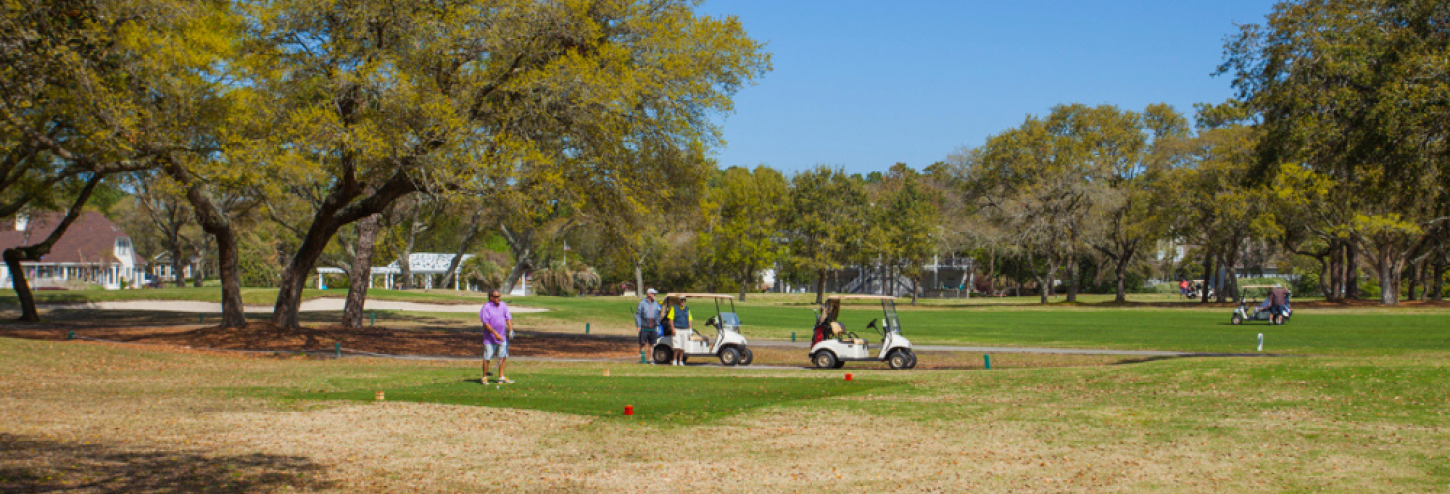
[828,322,844,337]
[689,334,708,342]
[839,338,867,345]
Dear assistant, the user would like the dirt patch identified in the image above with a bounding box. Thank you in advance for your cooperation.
[0,322,634,360]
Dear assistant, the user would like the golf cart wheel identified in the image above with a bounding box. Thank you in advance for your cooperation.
[888,350,910,370]
[652,345,672,364]
[832,359,846,369]
[719,347,741,366]
[812,351,838,369]
[1230,314,1243,325]
[905,351,918,369]
[738,347,754,366]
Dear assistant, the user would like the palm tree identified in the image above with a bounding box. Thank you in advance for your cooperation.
[460,257,506,292]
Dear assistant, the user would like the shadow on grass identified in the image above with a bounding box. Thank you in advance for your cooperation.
[0,433,331,493]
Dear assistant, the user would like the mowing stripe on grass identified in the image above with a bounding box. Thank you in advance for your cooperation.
[278,374,895,424]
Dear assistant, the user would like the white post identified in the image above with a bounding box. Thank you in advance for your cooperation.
[1257,333,1264,352]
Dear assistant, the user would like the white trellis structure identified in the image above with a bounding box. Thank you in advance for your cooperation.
[316,253,474,290]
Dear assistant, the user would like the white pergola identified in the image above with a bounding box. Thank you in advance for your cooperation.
[316,253,474,290]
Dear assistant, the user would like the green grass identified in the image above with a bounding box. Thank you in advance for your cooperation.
[8,287,1450,357]
[268,371,894,424]
[5,333,1450,492]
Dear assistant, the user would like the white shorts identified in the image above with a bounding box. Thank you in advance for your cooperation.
[672,331,691,350]
[483,341,508,360]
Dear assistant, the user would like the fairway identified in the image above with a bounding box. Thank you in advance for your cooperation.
[275,373,894,423]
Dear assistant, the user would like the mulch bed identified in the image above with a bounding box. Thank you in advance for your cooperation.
[0,322,634,359]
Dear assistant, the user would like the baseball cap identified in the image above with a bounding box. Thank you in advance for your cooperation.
[646,288,657,294]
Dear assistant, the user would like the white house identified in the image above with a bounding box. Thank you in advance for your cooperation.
[0,212,146,290]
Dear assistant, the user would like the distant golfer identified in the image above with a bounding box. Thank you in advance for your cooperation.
[480,290,514,383]
[1266,286,1291,325]
[635,288,662,364]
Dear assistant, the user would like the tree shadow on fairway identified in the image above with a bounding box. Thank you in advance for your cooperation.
[0,434,332,493]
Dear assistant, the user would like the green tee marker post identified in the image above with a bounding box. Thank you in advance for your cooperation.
[984,354,992,370]
[586,322,591,334]
[199,314,204,325]
[370,312,376,326]
[67,331,75,340]
[335,343,341,359]
[791,331,796,342]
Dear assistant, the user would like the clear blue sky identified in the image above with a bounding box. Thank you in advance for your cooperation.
[698,1,1277,176]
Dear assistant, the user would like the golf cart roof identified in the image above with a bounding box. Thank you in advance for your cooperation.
[663,293,736,300]
[1240,284,1285,289]
[824,295,897,302]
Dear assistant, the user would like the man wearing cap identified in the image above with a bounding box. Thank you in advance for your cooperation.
[635,288,662,364]
[479,290,514,383]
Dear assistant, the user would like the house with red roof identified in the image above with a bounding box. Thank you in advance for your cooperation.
[0,211,146,290]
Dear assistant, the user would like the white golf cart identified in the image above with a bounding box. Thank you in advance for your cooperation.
[1232,284,1292,325]
[650,293,754,366]
[808,295,916,370]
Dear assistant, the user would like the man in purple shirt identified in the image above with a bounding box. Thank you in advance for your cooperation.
[479,290,514,383]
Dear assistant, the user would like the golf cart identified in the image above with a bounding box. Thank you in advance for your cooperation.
[808,295,916,370]
[1232,284,1292,325]
[650,293,754,366]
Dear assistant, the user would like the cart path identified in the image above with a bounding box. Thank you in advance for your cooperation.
[40,299,548,313]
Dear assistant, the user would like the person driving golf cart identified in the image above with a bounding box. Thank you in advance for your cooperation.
[808,295,916,369]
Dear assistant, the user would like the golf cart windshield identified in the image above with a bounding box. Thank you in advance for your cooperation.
[881,299,901,333]
[717,312,741,331]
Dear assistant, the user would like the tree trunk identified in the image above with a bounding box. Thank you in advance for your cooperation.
[1328,242,1343,301]
[1065,257,1079,303]
[814,268,826,305]
[1432,261,1444,301]
[273,169,419,329]
[1345,243,1359,299]
[1406,262,1420,302]
[4,250,38,322]
[168,164,246,328]
[342,214,380,328]
[634,258,644,297]
[987,249,997,295]
[503,250,531,295]
[1113,253,1130,303]
[191,243,206,288]
[169,239,186,288]
[1314,254,1331,300]
[1200,249,1214,304]
[397,249,414,290]
[1221,245,1241,304]
[738,263,751,301]
[910,272,920,306]
[1378,248,1397,305]
[209,223,245,327]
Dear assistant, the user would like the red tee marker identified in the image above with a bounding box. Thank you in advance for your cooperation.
[624,405,634,416]
[845,373,853,381]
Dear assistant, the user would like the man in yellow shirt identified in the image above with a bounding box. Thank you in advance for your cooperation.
[666,297,692,366]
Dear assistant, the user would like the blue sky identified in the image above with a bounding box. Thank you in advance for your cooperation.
[698,1,1277,175]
